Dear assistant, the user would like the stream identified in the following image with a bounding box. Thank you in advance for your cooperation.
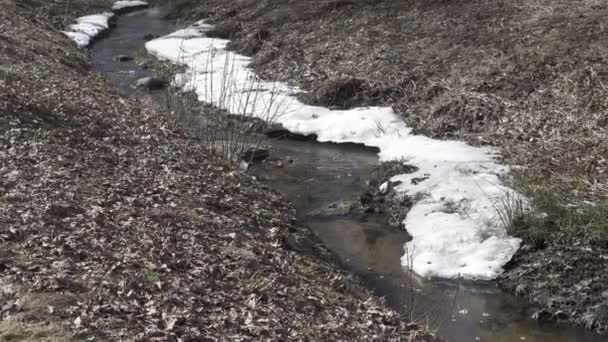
[88,6,606,342]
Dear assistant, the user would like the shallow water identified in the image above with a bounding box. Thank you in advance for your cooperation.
[89,7,606,342]
[250,139,604,342]
[89,7,175,95]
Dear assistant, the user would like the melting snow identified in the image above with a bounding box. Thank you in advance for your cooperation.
[145,21,522,280]
[63,1,148,48]
[63,12,114,47]
[112,0,149,11]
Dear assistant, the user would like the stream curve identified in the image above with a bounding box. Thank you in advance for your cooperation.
[88,6,605,342]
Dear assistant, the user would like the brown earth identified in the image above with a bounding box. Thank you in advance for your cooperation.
[0,0,438,340]
[168,0,608,334]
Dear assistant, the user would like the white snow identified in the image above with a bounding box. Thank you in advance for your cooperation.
[62,1,148,48]
[145,21,522,280]
[62,12,114,47]
[112,0,148,11]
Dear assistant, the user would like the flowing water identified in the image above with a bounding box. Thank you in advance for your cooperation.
[89,7,606,342]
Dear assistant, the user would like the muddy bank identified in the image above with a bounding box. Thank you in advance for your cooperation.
[500,244,608,334]
[0,1,438,340]
[163,0,608,335]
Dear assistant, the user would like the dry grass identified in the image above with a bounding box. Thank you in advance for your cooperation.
[151,47,283,163]
[511,171,608,245]
[488,169,608,247]
[0,320,63,342]
[490,186,548,248]
[0,279,75,342]
[180,0,608,242]
[10,0,112,28]
[161,0,608,332]
[0,0,441,340]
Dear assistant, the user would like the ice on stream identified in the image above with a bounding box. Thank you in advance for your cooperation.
[145,21,522,280]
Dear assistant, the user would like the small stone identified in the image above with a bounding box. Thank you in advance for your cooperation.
[143,33,159,41]
[241,148,269,162]
[135,77,165,91]
[239,160,249,171]
[379,180,402,195]
[531,309,554,323]
[553,310,568,320]
[113,54,132,62]
[263,123,317,141]
[515,283,527,296]
[263,123,289,139]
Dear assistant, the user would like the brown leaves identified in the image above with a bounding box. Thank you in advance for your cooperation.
[0,1,437,341]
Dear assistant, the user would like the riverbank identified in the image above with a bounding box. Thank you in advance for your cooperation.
[167,0,608,334]
[0,1,438,340]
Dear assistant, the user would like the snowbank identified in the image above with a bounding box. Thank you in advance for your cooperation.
[63,12,114,47]
[146,22,522,280]
[112,0,148,11]
[63,1,148,48]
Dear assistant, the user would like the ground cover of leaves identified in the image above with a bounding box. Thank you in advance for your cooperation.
[0,0,439,340]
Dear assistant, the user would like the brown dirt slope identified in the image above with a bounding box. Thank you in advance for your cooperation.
[0,0,437,340]
[171,0,608,334]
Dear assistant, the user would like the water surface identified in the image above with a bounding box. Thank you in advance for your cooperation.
[89,7,605,342]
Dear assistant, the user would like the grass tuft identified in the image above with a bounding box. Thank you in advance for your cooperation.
[497,171,608,247]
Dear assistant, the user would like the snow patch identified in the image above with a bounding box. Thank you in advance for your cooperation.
[62,12,114,47]
[62,1,148,48]
[145,21,522,280]
[112,0,149,11]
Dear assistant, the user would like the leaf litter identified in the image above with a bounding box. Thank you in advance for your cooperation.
[0,0,438,340]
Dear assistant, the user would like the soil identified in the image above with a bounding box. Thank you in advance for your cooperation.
[0,0,439,340]
[168,0,608,335]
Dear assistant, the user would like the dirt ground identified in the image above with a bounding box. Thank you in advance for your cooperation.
[0,0,438,340]
[169,0,608,334]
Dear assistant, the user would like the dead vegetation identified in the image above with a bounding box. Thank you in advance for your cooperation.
[506,171,608,247]
[10,0,112,28]
[0,0,439,340]
[169,0,608,333]
[300,77,399,109]
[145,49,281,164]
[181,0,608,243]
[500,240,608,334]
